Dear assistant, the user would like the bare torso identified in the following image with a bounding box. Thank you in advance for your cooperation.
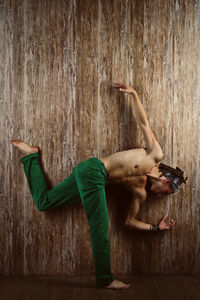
[100,148,156,196]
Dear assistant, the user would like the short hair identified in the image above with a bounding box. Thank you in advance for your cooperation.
[159,163,188,193]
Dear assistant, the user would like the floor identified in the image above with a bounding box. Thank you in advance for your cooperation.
[0,275,200,300]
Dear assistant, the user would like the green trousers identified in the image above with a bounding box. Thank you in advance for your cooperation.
[20,153,114,286]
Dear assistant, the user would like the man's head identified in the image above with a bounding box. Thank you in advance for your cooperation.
[149,163,187,197]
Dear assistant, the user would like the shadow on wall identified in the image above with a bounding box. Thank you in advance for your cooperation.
[106,183,133,229]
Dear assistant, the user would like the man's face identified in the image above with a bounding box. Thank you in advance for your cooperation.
[152,177,174,197]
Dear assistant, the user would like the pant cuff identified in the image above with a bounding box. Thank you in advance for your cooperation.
[20,152,39,164]
[96,275,114,287]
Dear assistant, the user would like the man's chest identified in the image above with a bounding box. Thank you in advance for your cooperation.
[121,174,147,189]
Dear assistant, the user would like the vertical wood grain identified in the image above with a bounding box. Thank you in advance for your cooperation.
[0,0,200,276]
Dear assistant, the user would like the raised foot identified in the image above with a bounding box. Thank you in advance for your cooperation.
[105,279,130,290]
[9,139,38,155]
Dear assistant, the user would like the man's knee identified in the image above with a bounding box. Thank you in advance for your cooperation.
[33,191,50,211]
[33,197,49,211]
[37,205,47,211]
[36,203,48,211]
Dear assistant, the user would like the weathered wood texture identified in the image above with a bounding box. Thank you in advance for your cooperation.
[1,276,200,300]
[0,0,200,276]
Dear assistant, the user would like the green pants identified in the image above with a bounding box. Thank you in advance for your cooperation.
[20,153,114,286]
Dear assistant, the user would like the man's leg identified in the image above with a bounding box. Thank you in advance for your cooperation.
[73,158,130,289]
[21,152,81,210]
[10,140,130,289]
[10,140,81,210]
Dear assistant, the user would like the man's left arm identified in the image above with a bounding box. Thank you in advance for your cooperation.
[114,83,163,162]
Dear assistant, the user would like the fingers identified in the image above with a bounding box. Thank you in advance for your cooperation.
[114,82,127,88]
[170,219,178,225]
[166,219,178,230]
[166,224,173,230]
[162,215,168,222]
[160,216,178,230]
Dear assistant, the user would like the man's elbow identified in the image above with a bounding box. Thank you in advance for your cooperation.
[152,141,164,162]
[156,149,164,162]
[125,217,136,228]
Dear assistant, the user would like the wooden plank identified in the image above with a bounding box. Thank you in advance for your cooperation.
[1,276,200,300]
[0,0,200,277]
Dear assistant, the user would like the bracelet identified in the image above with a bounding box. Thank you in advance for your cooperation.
[150,224,160,232]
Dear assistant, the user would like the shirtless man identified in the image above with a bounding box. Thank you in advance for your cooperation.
[9,83,187,290]
[102,83,187,231]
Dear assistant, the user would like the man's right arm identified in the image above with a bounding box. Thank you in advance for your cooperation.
[125,198,177,232]
[125,197,153,231]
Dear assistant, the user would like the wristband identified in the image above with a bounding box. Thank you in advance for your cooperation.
[151,225,160,232]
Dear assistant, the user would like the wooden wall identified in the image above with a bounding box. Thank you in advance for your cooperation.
[1,0,200,276]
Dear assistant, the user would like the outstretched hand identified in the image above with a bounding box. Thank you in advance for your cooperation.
[114,83,137,95]
[159,216,178,230]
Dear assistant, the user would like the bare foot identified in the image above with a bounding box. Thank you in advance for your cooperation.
[9,139,38,155]
[105,279,130,290]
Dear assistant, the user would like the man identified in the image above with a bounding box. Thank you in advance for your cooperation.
[9,83,187,290]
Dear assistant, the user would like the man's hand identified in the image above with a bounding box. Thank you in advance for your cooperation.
[114,83,137,95]
[159,216,178,230]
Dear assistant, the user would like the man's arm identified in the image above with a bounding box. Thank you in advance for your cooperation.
[125,197,177,231]
[114,83,163,162]
[125,197,153,231]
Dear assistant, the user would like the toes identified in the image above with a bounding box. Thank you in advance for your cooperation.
[105,283,131,290]
[9,139,21,145]
[9,140,19,147]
